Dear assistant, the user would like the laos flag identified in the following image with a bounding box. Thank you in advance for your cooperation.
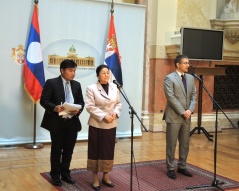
[23,4,45,103]
[104,14,123,86]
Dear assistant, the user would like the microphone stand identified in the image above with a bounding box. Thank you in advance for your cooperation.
[186,76,236,191]
[190,74,213,141]
[115,83,148,191]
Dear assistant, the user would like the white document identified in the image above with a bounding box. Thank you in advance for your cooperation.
[59,102,82,117]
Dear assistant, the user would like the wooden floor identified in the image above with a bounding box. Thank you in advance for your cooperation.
[0,128,239,191]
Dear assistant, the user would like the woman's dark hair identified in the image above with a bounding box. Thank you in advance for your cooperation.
[174,54,188,67]
[60,59,77,70]
[96,64,109,77]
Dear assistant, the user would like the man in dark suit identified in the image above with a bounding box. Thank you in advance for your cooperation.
[40,59,84,186]
[163,54,196,179]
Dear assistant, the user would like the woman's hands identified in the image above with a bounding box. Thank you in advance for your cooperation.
[103,112,117,123]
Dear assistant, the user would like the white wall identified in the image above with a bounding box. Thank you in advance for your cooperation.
[0,0,146,145]
[150,0,178,46]
[149,0,178,58]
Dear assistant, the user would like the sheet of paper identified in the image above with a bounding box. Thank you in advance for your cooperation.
[59,102,82,116]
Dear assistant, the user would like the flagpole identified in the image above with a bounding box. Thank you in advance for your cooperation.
[108,0,136,189]
[25,104,44,149]
[111,0,114,14]
[110,1,132,190]
[25,0,43,149]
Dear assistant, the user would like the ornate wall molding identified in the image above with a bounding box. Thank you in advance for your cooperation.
[165,43,239,61]
[210,19,239,44]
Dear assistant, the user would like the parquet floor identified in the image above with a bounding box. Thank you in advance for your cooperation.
[0,128,238,191]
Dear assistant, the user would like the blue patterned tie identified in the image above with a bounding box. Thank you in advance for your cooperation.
[181,75,187,94]
[65,81,71,103]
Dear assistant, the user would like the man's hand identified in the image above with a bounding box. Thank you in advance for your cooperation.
[54,105,65,113]
[68,110,80,116]
[183,110,192,119]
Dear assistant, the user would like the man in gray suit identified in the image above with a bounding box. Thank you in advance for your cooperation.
[163,54,196,179]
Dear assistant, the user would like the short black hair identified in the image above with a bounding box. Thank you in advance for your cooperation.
[96,64,109,77]
[60,59,77,70]
[174,54,188,67]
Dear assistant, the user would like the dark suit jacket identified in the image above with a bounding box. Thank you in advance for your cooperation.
[40,76,85,132]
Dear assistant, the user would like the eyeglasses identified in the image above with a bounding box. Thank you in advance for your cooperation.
[181,62,190,65]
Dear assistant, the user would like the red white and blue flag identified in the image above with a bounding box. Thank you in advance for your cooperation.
[104,14,123,86]
[23,4,45,103]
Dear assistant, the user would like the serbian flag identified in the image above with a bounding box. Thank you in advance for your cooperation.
[23,4,45,103]
[104,14,123,86]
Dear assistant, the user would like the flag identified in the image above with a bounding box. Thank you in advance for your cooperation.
[23,4,45,103]
[104,14,123,86]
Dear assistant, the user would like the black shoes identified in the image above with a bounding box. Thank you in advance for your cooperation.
[51,178,62,186]
[177,168,193,177]
[51,175,75,186]
[61,176,75,184]
[92,179,114,190]
[167,170,176,179]
[92,184,100,190]
[167,168,193,179]
[102,179,114,187]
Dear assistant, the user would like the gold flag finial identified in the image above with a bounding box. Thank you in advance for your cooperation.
[111,0,114,14]
[34,0,39,16]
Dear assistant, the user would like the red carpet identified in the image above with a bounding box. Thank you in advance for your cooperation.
[41,160,239,191]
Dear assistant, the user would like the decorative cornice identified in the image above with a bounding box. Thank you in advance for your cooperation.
[165,44,180,59]
[165,44,239,61]
[210,19,239,44]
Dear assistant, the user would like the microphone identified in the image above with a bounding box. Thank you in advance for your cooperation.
[113,80,122,87]
[192,73,203,82]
